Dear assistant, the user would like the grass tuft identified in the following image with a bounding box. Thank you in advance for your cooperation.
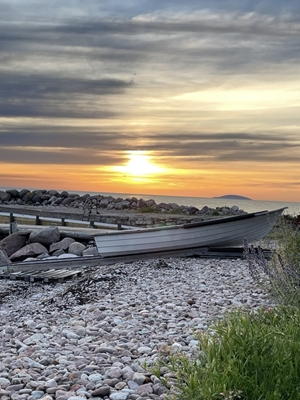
[155,307,300,400]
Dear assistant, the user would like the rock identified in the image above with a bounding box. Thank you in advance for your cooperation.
[0,233,27,257]
[137,198,147,208]
[109,392,129,400]
[0,190,11,202]
[10,243,48,261]
[29,226,60,246]
[82,247,99,256]
[49,237,75,253]
[62,197,74,206]
[58,253,78,258]
[132,373,146,385]
[22,191,35,203]
[52,249,65,256]
[18,188,30,198]
[0,250,11,265]
[6,189,19,198]
[68,242,86,256]
[92,386,110,397]
[134,383,153,395]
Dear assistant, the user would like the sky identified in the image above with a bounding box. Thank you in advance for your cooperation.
[1,0,300,202]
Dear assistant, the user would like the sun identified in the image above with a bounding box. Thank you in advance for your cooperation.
[113,151,165,178]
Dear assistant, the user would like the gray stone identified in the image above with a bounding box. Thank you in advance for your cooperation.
[109,392,129,400]
[107,367,123,379]
[29,226,60,246]
[82,247,99,256]
[68,242,86,256]
[134,383,153,395]
[91,386,110,397]
[0,250,11,265]
[0,190,11,202]
[0,377,10,386]
[49,237,75,253]
[0,233,27,257]
[132,373,146,385]
[10,243,48,261]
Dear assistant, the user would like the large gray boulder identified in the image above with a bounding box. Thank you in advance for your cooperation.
[49,237,75,253]
[10,243,48,261]
[29,226,60,246]
[68,242,86,256]
[0,233,27,257]
[0,250,11,266]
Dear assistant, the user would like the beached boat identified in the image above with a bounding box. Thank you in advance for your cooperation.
[94,207,287,257]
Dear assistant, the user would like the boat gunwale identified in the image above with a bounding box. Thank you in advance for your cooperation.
[93,207,287,237]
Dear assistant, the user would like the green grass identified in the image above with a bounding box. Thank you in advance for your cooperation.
[155,307,300,400]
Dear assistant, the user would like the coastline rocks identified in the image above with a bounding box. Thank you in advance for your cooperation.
[0,188,245,219]
[30,226,60,246]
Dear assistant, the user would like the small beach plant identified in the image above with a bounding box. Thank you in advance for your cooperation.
[244,216,300,306]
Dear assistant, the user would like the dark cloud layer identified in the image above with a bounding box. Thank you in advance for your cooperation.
[1,129,299,165]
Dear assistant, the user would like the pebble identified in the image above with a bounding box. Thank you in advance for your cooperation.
[0,257,273,399]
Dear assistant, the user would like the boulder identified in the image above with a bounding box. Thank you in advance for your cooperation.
[0,250,11,265]
[68,242,86,256]
[18,189,30,198]
[61,197,74,206]
[0,190,11,202]
[29,226,60,246]
[22,191,35,203]
[48,189,59,197]
[6,189,19,198]
[82,247,99,256]
[10,243,48,261]
[52,249,66,257]
[0,233,27,257]
[137,198,147,208]
[49,237,75,253]
[60,191,69,198]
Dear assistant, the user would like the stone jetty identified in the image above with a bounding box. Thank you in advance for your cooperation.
[0,188,245,229]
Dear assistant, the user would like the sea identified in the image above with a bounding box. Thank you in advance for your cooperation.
[2,187,298,216]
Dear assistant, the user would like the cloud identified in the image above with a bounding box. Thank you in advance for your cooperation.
[1,128,299,165]
[0,73,132,118]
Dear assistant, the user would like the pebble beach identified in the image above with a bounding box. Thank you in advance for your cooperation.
[0,256,273,400]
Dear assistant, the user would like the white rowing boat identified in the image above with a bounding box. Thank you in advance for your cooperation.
[94,207,287,257]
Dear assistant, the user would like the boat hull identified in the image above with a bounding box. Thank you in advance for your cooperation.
[94,208,286,257]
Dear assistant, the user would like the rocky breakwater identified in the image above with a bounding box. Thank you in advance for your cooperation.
[0,226,98,266]
[0,258,273,400]
[0,189,245,228]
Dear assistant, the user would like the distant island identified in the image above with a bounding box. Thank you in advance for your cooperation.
[213,195,252,200]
